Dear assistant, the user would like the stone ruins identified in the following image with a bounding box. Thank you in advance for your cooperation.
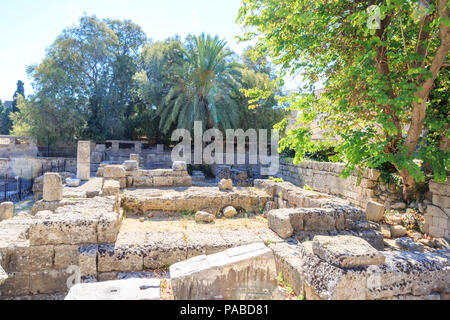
[0,140,448,300]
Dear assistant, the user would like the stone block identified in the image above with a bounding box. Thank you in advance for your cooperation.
[195,211,215,223]
[0,202,13,221]
[30,269,69,295]
[366,201,385,222]
[65,278,160,300]
[156,144,164,153]
[429,180,450,197]
[170,243,279,300]
[390,225,408,238]
[90,151,103,164]
[104,165,126,179]
[172,161,187,172]
[0,271,30,297]
[223,206,237,218]
[218,179,232,191]
[132,176,153,187]
[395,237,425,252]
[54,245,79,269]
[79,245,98,277]
[124,160,138,171]
[43,173,63,202]
[77,141,91,163]
[312,235,385,268]
[153,176,173,187]
[172,175,192,187]
[432,195,450,209]
[77,162,90,181]
[102,179,120,197]
[97,244,143,273]
[6,245,54,272]
[267,209,294,238]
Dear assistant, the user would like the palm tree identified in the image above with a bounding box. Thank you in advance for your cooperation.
[157,33,242,133]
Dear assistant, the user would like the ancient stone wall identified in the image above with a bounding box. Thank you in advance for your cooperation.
[424,180,450,239]
[279,158,401,208]
[0,157,76,178]
[0,136,38,158]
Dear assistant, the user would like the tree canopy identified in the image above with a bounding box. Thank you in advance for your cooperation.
[12,16,284,146]
[238,0,449,200]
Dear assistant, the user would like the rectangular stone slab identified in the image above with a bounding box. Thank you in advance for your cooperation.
[170,242,279,300]
[312,235,385,268]
[65,278,161,300]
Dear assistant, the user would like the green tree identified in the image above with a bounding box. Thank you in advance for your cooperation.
[155,33,243,133]
[134,38,186,142]
[12,80,25,113]
[0,100,12,135]
[238,0,450,200]
[238,47,286,130]
[16,15,147,145]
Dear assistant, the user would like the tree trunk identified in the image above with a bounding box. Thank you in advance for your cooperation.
[398,168,418,201]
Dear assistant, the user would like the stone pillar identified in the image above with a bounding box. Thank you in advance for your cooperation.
[134,142,142,154]
[77,140,91,181]
[0,202,13,221]
[156,144,164,154]
[43,173,63,202]
[111,141,119,153]
[130,154,140,166]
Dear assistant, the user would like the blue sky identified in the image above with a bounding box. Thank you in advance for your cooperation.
[0,0,250,102]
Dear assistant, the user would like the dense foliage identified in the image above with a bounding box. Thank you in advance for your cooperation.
[238,0,449,200]
[10,16,285,147]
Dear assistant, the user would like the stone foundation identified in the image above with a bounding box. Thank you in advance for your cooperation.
[279,159,402,208]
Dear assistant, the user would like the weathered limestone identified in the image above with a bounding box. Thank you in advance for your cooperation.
[312,235,385,268]
[267,209,294,238]
[395,237,425,252]
[0,135,38,158]
[424,180,449,239]
[195,211,215,223]
[66,178,81,187]
[65,278,161,300]
[121,186,271,217]
[77,141,91,180]
[104,165,126,179]
[218,179,233,191]
[390,225,408,238]
[223,206,237,218]
[33,172,75,200]
[124,160,138,171]
[170,243,279,300]
[297,242,450,300]
[0,202,13,221]
[102,180,120,197]
[366,201,385,222]
[95,144,106,152]
[156,144,164,154]
[278,158,400,208]
[43,173,63,202]
[28,196,121,246]
[172,161,187,171]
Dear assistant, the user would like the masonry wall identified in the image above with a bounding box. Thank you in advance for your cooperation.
[279,158,402,208]
[425,180,450,239]
[0,157,76,178]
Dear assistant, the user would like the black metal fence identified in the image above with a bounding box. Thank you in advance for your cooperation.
[1,160,69,203]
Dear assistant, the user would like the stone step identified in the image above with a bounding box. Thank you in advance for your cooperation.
[65,278,161,300]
